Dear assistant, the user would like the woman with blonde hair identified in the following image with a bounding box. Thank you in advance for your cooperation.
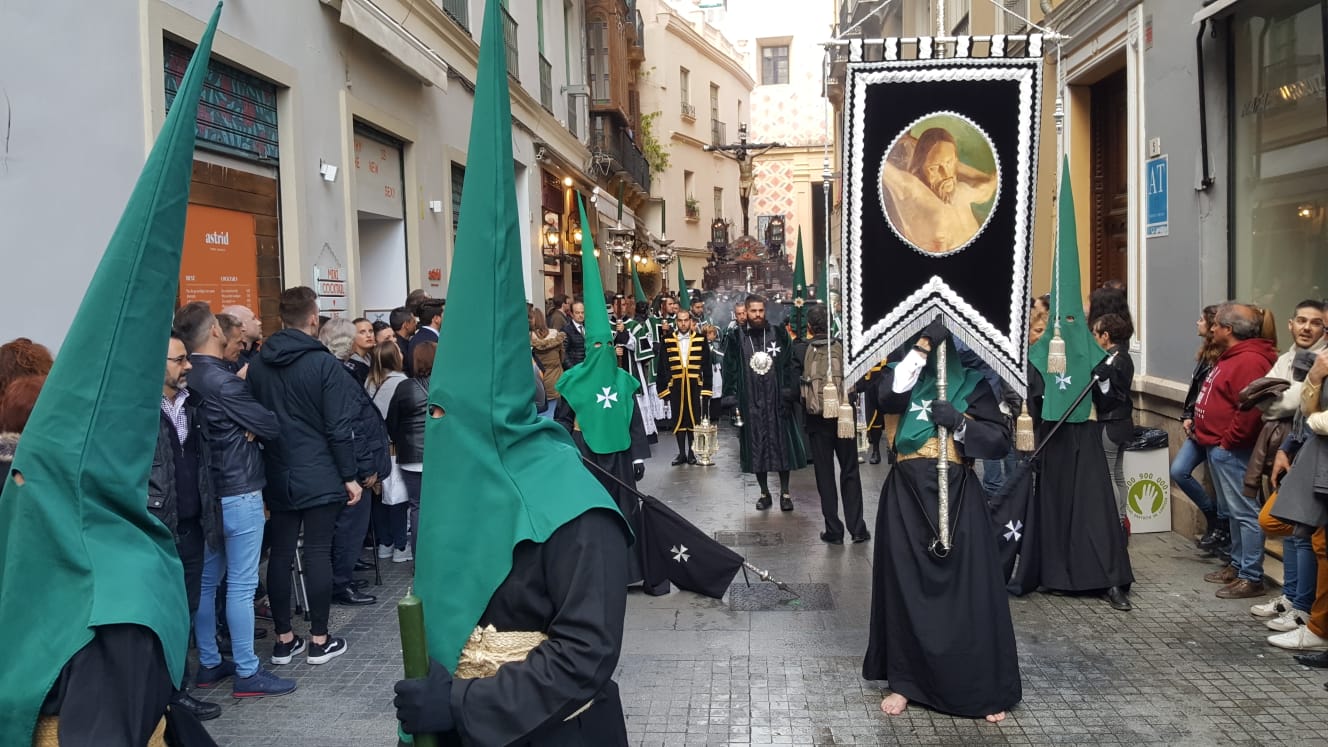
[529,306,566,418]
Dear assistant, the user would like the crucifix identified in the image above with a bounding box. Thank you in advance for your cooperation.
[703,123,782,238]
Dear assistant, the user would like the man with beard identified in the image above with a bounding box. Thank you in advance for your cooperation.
[862,320,1020,722]
[657,309,712,465]
[722,294,807,510]
[880,127,997,254]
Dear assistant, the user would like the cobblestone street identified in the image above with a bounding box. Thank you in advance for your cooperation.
[197,425,1328,745]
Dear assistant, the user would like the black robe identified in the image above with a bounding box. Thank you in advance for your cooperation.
[1024,370,1134,593]
[721,323,808,473]
[862,364,1021,718]
[554,397,660,590]
[446,509,631,746]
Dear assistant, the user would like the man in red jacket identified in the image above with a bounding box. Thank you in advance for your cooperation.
[1192,302,1279,598]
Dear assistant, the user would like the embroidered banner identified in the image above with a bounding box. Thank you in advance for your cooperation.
[841,44,1042,395]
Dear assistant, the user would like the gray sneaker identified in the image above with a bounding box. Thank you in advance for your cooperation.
[233,668,297,698]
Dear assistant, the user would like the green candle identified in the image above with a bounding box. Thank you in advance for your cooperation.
[398,591,440,747]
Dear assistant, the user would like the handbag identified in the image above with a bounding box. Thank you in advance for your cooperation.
[381,456,410,506]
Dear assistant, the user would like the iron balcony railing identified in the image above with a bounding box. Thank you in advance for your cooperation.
[681,102,696,119]
[502,8,519,81]
[592,119,651,193]
[632,10,644,51]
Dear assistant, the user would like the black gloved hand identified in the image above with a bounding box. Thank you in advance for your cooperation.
[720,395,737,410]
[782,387,798,404]
[633,462,646,482]
[920,316,949,348]
[930,400,965,431]
[394,658,455,736]
[1092,359,1113,381]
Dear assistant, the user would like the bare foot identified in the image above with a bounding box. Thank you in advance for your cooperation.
[984,711,1007,723]
[880,693,908,716]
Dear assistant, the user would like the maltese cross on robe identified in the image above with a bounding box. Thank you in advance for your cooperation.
[909,399,933,422]
[1055,373,1072,391]
[671,545,690,563]
[596,386,619,409]
[1003,520,1023,542]
[766,341,782,358]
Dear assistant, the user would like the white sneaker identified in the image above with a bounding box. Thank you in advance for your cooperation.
[1266,625,1328,650]
[1265,608,1309,632]
[392,547,414,563]
[1249,595,1290,618]
[376,544,394,559]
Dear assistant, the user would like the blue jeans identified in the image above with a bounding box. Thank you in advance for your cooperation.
[1170,437,1223,519]
[372,495,409,551]
[979,452,1019,496]
[1206,446,1263,582]
[1284,536,1318,613]
[195,492,265,677]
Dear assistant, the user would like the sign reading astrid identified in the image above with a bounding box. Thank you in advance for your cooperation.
[841,41,1043,394]
[1146,155,1168,238]
[180,205,259,311]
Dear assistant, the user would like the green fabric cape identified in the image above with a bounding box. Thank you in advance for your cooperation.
[892,340,983,455]
[0,5,221,742]
[676,260,691,308]
[557,197,642,454]
[789,228,808,338]
[415,0,626,671]
[631,262,648,304]
[1029,157,1096,423]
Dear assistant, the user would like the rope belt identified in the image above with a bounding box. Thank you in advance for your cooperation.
[456,625,594,722]
[33,716,167,747]
[894,436,963,465]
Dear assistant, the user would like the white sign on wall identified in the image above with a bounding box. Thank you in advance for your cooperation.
[354,132,404,220]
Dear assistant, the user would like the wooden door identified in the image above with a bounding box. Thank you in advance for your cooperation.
[1090,69,1128,291]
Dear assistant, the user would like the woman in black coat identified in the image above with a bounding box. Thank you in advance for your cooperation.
[387,341,434,556]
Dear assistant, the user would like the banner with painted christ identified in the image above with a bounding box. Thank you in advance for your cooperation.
[841,44,1043,394]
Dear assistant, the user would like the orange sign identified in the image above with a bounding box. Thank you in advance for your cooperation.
[180,205,260,312]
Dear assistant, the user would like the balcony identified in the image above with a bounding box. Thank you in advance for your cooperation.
[711,119,726,147]
[539,55,553,112]
[591,117,651,194]
[629,10,645,61]
[502,7,519,81]
[681,102,696,121]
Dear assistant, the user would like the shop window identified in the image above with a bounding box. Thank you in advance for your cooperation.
[1230,0,1328,307]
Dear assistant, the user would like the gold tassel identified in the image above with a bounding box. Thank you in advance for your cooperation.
[838,403,856,439]
[822,381,840,420]
[1046,325,1067,374]
[1015,402,1035,452]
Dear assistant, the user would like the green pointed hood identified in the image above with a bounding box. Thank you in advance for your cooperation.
[416,0,626,670]
[0,4,221,740]
[676,260,691,308]
[631,262,648,304]
[789,227,808,338]
[557,197,642,453]
[1030,157,1097,423]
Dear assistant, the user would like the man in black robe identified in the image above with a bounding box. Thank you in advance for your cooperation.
[862,321,1021,721]
[722,294,808,510]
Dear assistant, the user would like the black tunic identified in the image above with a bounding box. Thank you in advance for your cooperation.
[554,398,655,588]
[1025,371,1134,592]
[862,367,1021,718]
[446,509,631,746]
[721,323,808,473]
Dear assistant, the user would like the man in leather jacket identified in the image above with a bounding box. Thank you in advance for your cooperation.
[173,302,292,697]
[150,333,222,721]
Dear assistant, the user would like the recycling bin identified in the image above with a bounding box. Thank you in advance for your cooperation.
[1122,428,1171,534]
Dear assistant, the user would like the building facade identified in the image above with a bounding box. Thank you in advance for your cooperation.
[1,0,609,345]
[637,0,753,300]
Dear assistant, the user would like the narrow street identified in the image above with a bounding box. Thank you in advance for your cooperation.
[197,423,1327,745]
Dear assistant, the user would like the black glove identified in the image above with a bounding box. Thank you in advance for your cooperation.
[1092,359,1113,381]
[633,462,646,482]
[720,395,737,410]
[394,658,455,736]
[930,400,965,431]
[782,387,798,404]
[920,316,949,348]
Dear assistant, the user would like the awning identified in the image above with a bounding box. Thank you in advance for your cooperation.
[338,0,449,89]
[1192,0,1244,25]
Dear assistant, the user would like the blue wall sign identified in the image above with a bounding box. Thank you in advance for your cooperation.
[1146,155,1168,238]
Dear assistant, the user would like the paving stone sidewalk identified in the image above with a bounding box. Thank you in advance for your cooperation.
[197,425,1328,745]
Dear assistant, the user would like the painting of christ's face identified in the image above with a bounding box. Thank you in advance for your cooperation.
[921,141,958,203]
